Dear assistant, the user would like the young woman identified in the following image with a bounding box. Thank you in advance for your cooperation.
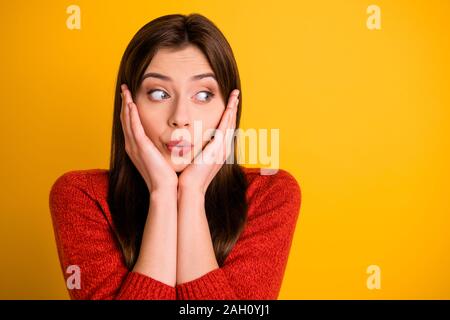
[49,13,302,300]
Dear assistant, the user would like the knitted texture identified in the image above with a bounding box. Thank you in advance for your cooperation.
[49,167,302,300]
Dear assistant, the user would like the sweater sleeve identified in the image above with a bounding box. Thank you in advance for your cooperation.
[49,171,176,300]
[176,169,302,300]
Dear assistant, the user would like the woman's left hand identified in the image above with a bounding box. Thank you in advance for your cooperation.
[178,89,240,195]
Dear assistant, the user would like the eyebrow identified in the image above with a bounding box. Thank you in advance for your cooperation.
[141,72,216,82]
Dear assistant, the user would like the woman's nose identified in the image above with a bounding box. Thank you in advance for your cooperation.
[167,99,191,128]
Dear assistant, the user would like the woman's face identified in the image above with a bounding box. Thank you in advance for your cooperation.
[134,45,226,173]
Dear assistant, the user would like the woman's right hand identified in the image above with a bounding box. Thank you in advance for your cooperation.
[120,84,178,193]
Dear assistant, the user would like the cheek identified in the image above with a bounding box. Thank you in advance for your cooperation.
[137,108,164,143]
[195,109,225,144]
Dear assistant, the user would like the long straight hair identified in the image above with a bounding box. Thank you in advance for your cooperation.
[107,14,248,269]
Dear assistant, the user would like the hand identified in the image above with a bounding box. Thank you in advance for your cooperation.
[178,89,240,195]
[120,84,178,193]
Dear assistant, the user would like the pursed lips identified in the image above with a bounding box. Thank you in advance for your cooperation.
[165,140,193,155]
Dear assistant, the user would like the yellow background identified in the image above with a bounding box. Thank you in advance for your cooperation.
[0,0,449,299]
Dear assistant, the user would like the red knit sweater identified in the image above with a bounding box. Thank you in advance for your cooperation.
[49,167,302,300]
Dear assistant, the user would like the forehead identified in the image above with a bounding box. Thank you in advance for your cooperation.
[144,45,214,80]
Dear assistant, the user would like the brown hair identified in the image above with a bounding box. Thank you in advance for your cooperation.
[107,13,248,269]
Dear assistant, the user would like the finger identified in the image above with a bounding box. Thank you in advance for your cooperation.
[123,85,151,151]
[226,89,240,110]
[227,97,238,129]
[229,101,238,159]
[231,98,238,130]
[120,85,136,153]
[217,89,240,133]
[222,95,239,146]
[121,84,133,106]
[224,98,238,161]
[195,90,239,165]
[210,94,236,152]
[120,85,131,126]
[211,89,239,149]
[128,100,157,152]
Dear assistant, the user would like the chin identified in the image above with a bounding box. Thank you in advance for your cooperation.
[174,166,186,174]
[161,149,192,173]
[171,161,190,173]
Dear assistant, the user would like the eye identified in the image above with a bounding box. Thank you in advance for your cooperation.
[194,91,215,102]
[148,89,170,101]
